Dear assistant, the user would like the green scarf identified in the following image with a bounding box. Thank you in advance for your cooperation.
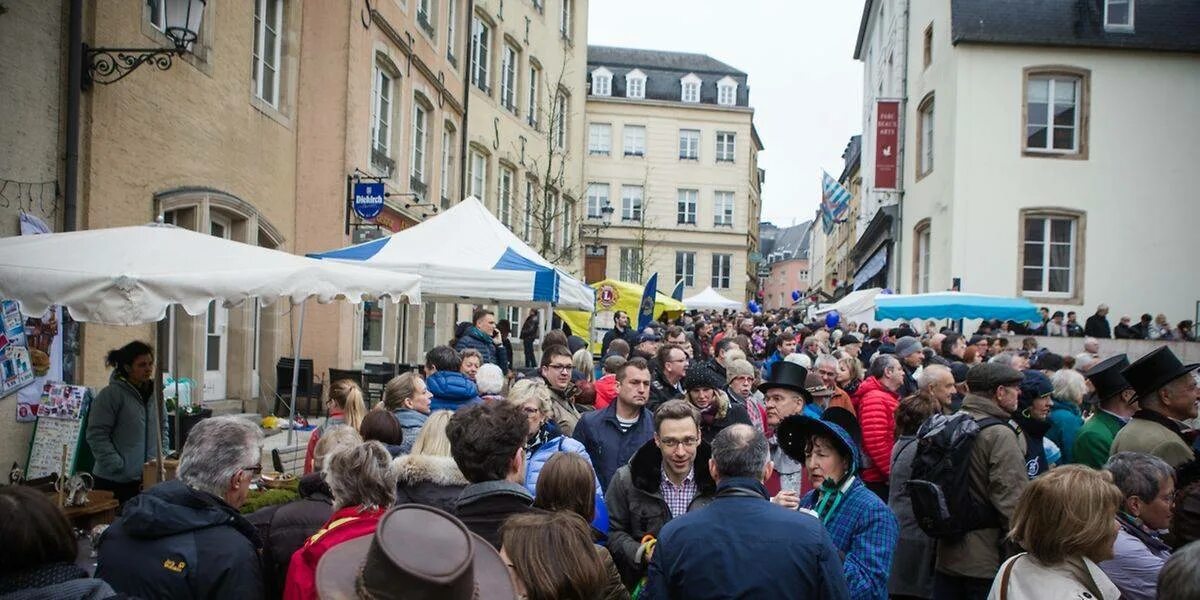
[812,475,855,524]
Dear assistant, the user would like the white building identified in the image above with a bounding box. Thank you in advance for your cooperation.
[855,0,1200,323]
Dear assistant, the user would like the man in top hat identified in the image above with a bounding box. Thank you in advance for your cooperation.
[1109,347,1200,469]
[760,361,813,507]
[1072,355,1137,469]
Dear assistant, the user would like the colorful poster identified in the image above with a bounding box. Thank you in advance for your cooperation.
[15,307,63,422]
[875,100,901,190]
[0,300,34,402]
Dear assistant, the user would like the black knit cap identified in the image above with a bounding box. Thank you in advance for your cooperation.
[682,363,726,392]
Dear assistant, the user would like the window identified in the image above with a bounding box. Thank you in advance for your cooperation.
[559,0,572,40]
[554,92,568,149]
[532,0,544,13]
[623,125,646,157]
[675,251,695,287]
[440,123,455,205]
[470,15,491,92]
[715,131,736,162]
[621,185,643,221]
[561,199,575,249]
[676,189,697,225]
[361,301,384,354]
[619,247,642,283]
[446,0,458,64]
[498,166,514,229]
[500,43,518,112]
[252,0,283,107]
[468,149,487,202]
[717,76,737,106]
[625,69,646,99]
[591,67,612,96]
[711,254,732,289]
[681,73,701,103]
[914,219,931,293]
[547,190,560,250]
[1104,0,1133,30]
[527,63,541,128]
[1024,69,1088,157]
[921,22,931,68]
[588,123,611,155]
[713,191,734,226]
[523,178,535,241]
[917,94,934,177]
[418,0,435,35]
[586,183,609,218]
[371,62,394,166]
[1020,211,1084,300]
[679,129,699,160]
[409,101,429,187]
[148,0,166,30]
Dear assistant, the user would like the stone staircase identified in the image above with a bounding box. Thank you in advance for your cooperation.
[202,398,247,417]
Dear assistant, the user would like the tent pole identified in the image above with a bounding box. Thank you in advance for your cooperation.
[286,301,306,447]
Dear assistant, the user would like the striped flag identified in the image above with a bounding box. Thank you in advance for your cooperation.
[820,171,852,233]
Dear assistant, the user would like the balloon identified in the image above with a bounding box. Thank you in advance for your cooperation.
[747,301,760,314]
[881,288,894,295]
[791,290,801,302]
[825,310,841,329]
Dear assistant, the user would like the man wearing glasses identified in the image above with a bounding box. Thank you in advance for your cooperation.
[604,399,715,588]
[539,345,582,436]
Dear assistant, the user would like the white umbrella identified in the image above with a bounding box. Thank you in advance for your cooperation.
[0,222,423,464]
[682,286,743,311]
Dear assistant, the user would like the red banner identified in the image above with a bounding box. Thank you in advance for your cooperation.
[875,100,900,190]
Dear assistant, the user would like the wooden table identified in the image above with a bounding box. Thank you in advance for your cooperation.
[51,489,120,529]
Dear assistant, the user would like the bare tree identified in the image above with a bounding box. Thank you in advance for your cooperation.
[616,168,668,284]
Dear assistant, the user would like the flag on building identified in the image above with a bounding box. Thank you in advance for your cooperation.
[820,171,852,234]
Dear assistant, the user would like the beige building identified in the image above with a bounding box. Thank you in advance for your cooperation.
[582,46,763,303]
[822,135,862,297]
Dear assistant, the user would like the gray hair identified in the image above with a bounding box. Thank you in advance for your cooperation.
[572,349,594,380]
[869,353,899,378]
[177,416,263,499]
[1074,352,1098,373]
[1051,368,1086,404]
[1105,452,1174,502]
[814,354,839,370]
[476,363,505,395]
[989,351,1018,367]
[312,425,363,473]
[1159,541,1200,600]
[917,364,952,390]
[325,441,398,511]
[710,424,769,480]
[507,378,553,414]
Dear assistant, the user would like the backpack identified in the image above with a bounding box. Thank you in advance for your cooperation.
[905,412,1011,540]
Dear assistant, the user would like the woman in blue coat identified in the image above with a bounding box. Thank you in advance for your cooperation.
[508,378,609,536]
[778,408,899,600]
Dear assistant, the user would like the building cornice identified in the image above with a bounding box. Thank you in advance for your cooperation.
[585,95,754,115]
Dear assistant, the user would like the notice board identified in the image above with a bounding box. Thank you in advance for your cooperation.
[25,382,92,479]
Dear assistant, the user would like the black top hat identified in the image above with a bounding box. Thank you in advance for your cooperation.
[1120,347,1199,400]
[1084,354,1132,401]
[758,361,813,402]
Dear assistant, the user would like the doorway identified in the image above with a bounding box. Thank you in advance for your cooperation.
[204,214,231,399]
[585,245,607,283]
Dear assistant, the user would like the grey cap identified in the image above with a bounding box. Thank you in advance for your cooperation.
[966,362,1024,393]
[895,336,922,358]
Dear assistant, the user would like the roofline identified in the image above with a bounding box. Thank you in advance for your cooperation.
[752,124,765,151]
[586,95,755,114]
[853,0,875,60]
[587,45,748,77]
[949,35,1200,55]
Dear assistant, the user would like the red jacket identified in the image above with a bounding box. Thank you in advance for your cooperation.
[593,374,618,410]
[854,376,900,484]
[283,505,386,600]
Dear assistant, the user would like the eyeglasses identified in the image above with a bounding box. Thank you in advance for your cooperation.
[545,364,573,372]
[659,437,700,449]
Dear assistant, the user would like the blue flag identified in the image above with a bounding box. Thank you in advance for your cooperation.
[638,273,658,330]
[670,279,685,301]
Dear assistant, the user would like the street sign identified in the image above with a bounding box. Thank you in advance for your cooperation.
[352,182,385,219]
[748,251,763,264]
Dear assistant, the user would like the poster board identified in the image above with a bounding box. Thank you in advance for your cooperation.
[25,382,92,479]
[1,299,35,399]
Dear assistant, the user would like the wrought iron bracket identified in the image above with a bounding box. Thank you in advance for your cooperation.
[83,43,182,89]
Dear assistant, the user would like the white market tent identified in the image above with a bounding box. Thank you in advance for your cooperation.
[810,287,883,322]
[682,286,742,311]
[0,222,424,457]
[310,197,594,311]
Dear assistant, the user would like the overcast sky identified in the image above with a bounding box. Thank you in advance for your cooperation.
[587,1,865,228]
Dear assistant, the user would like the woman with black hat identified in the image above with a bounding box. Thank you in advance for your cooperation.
[683,364,750,443]
[1014,370,1058,479]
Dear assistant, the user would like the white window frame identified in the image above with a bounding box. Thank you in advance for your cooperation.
[715,131,736,162]
[679,129,700,160]
[360,300,388,355]
[711,254,732,289]
[1025,74,1082,154]
[591,67,612,96]
[620,185,643,222]
[446,0,458,63]
[411,101,429,184]
[713,191,734,226]
[252,0,283,107]
[586,183,609,218]
[916,223,931,293]
[1104,0,1134,31]
[523,178,535,241]
[675,251,695,287]
[470,15,491,93]
[588,123,611,156]
[1021,215,1078,298]
[559,0,572,39]
[371,62,394,157]
[527,63,540,128]
[553,92,568,149]
[680,73,701,103]
[623,125,646,157]
[547,190,560,250]
[625,69,646,99]
[500,43,518,112]
[619,247,642,283]
[440,124,455,203]
[418,0,436,34]
[716,76,738,106]
[918,95,934,176]
[469,149,488,203]
[561,198,574,249]
[676,189,697,225]
[498,165,515,229]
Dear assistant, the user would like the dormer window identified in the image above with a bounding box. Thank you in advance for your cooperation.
[625,69,646,99]
[591,66,612,96]
[717,76,738,106]
[681,73,701,103]
[1104,0,1133,31]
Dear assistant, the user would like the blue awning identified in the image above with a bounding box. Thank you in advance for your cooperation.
[875,293,1041,322]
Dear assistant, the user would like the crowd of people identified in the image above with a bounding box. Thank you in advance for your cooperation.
[5,305,1200,599]
[966,303,1196,342]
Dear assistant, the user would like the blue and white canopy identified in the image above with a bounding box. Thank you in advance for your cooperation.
[311,197,594,310]
[874,292,1041,322]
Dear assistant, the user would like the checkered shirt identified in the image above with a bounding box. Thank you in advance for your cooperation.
[660,466,698,519]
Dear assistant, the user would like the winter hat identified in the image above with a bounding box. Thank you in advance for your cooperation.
[682,364,725,392]
[894,336,922,358]
[1018,370,1053,410]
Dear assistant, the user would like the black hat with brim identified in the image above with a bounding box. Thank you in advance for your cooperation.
[758,361,814,403]
[1084,354,1132,401]
[1121,347,1199,401]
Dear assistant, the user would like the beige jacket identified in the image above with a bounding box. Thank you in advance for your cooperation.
[988,553,1119,600]
[1108,414,1194,468]
[936,394,1029,579]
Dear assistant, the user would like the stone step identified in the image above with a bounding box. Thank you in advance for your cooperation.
[202,399,245,416]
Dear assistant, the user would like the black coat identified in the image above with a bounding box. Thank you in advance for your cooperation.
[647,372,684,414]
[1084,314,1111,338]
[452,480,535,549]
[698,402,752,444]
[96,479,263,599]
[392,454,469,514]
[601,326,638,357]
[247,473,333,600]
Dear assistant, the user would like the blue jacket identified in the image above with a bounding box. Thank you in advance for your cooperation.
[524,422,609,536]
[454,326,509,372]
[1046,398,1084,464]
[572,402,656,491]
[644,478,850,600]
[426,371,482,412]
[391,409,428,455]
[762,351,784,381]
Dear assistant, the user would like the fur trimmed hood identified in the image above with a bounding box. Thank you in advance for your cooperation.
[390,454,469,487]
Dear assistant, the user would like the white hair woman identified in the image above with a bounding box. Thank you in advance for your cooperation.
[1100,452,1175,600]
[1047,368,1087,464]
[391,410,468,514]
[475,363,506,404]
[283,441,398,599]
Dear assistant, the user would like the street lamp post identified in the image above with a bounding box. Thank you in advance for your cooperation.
[83,0,207,88]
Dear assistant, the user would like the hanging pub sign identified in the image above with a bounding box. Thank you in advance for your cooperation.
[352,182,386,220]
[875,100,900,190]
